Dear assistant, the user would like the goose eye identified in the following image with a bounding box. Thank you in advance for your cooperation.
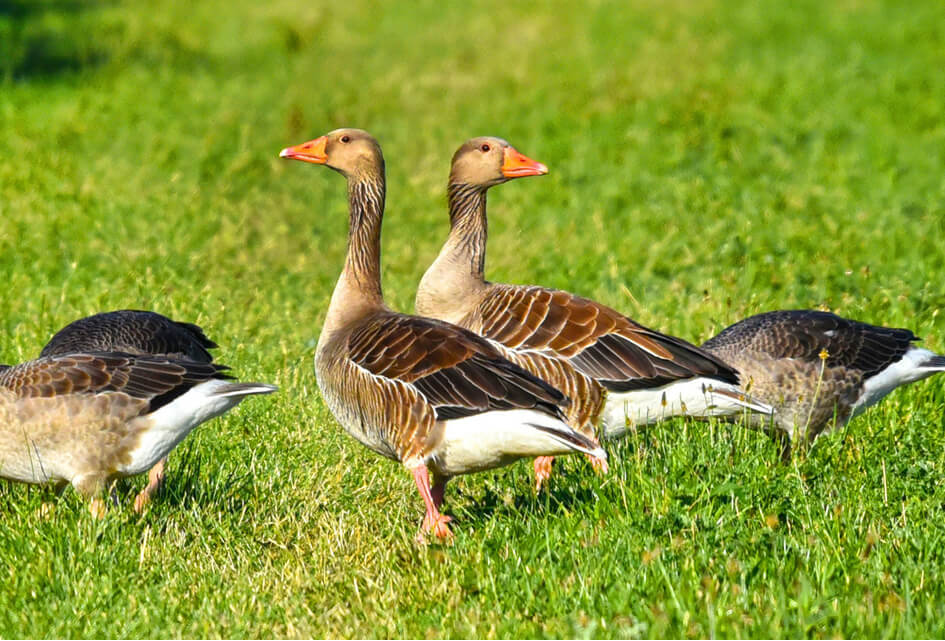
[340,135,351,143]
[480,143,491,152]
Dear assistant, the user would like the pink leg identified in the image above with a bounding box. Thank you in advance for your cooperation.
[133,456,167,513]
[587,453,609,475]
[411,465,452,541]
[533,456,555,491]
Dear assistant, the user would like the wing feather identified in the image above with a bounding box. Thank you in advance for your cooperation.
[0,352,227,411]
[702,310,917,378]
[474,285,739,390]
[346,312,568,422]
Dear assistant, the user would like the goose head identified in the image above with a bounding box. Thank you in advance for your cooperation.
[449,137,548,188]
[280,128,384,179]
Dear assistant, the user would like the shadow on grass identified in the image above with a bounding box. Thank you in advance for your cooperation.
[0,0,98,17]
[0,0,116,79]
[449,465,608,530]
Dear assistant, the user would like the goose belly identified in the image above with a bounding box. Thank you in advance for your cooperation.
[314,363,401,461]
[0,396,108,485]
[0,443,72,485]
[431,409,579,477]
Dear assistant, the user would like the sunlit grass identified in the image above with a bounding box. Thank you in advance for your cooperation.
[1,0,944,637]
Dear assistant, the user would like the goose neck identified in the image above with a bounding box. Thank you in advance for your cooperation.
[323,174,387,336]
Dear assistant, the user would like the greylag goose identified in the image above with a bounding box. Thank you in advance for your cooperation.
[0,352,276,516]
[41,309,221,510]
[702,309,945,454]
[415,137,773,448]
[280,128,605,540]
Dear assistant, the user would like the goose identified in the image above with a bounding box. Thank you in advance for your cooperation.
[414,137,773,449]
[0,352,276,516]
[279,128,605,539]
[701,309,945,455]
[40,309,221,511]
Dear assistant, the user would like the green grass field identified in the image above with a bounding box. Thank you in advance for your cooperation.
[2,0,945,637]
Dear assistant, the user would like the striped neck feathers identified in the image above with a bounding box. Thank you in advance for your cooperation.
[415,182,489,322]
[324,173,387,334]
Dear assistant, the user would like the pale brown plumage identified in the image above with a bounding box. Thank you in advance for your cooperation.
[39,309,220,511]
[0,352,272,515]
[280,128,605,540]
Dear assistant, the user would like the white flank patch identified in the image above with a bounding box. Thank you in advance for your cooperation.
[851,347,945,417]
[600,377,771,439]
[433,409,604,477]
[121,380,275,476]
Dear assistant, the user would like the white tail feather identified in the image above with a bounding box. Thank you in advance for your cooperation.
[120,379,276,475]
[601,377,773,439]
[853,347,945,416]
[212,382,279,398]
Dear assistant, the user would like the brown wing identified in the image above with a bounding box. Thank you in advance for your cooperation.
[473,285,739,391]
[702,310,919,378]
[0,352,227,411]
[41,310,217,362]
[346,312,568,421]
[499,348,604,436]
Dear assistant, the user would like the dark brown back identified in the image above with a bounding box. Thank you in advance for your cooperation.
[347,311,568,421]
[41,310,217,363]
[702,310,918,377]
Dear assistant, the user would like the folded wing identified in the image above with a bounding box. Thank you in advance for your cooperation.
[475,285,740,391]
[346,312,569,422]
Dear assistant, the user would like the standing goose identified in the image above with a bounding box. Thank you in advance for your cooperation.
[0,352,276,516]
[40,309,221,511]
[701,309,945,454]
[415,137,773,446]
[279,128,605,539]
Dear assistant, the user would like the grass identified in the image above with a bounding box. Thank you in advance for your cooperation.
[1,0,944,636]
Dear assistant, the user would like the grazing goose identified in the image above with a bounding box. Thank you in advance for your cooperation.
[0,352,276,516]
[280,128,605,539]
[42,310,217,362]
[415,137,773,448]
[41,309,220,511]
[702,309,945,453]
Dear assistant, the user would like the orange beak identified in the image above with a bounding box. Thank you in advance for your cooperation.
[279,136,328,164]
[501,146,548,178]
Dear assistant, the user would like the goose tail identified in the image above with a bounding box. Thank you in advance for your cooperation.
[211,382,279,398]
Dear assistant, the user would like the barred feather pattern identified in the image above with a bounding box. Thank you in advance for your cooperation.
[0,352,232,492]
[445,182,488,277]
[317,310,571,464]
[465,284,739,391]
[343,177,386,303]
[41,310,217,363]
[499,347,605,439]
[0,352,226,408]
